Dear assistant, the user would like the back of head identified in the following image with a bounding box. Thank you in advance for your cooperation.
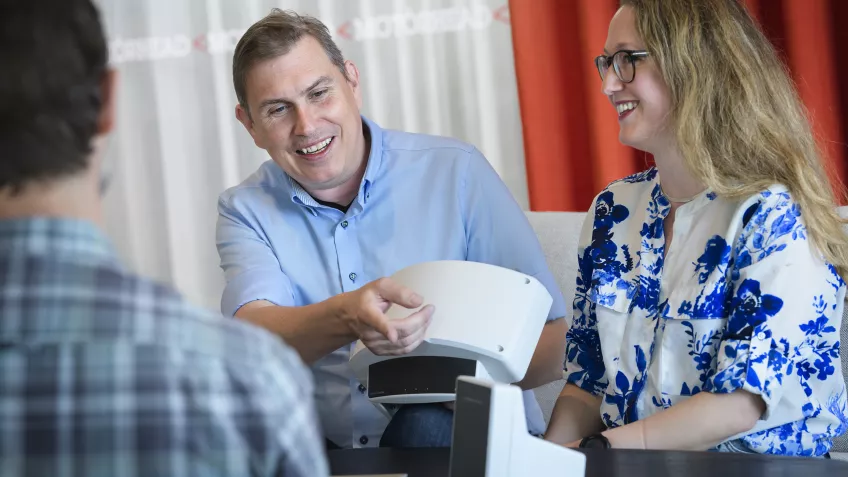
[0,0,108,194]
[621,0,848,277]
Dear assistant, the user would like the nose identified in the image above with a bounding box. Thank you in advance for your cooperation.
[601,67,624,97]
[293,106,317,137]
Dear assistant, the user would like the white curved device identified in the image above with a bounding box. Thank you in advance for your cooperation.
[449,376,586,477]
[349,260,553,404]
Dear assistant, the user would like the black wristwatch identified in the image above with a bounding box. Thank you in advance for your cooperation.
[579,433,611,449]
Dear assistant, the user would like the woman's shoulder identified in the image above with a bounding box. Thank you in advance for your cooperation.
[719,184,834,280]
[728,184,799,232]
[586,168,659,211]
[605,167,659,192]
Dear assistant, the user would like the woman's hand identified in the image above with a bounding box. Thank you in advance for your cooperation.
[544,384,605,446]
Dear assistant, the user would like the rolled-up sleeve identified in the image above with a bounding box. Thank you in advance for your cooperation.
[460,148,567,321]
[704,199,844,423]
[217,196,295,317]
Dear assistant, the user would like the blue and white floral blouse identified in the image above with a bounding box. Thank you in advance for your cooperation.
[564,168,847,457]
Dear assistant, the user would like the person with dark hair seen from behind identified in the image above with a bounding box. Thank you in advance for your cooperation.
[0,1,328,475]
[217,8,568,449]
[545,0,848,457]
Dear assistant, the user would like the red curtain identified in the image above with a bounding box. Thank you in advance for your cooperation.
[510,0,848,212]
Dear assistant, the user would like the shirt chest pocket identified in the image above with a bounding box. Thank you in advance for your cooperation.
[660,279,730,394]
[587,271,637,379]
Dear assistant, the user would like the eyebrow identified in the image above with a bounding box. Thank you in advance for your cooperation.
[258,76,334,109]
[603,43,640,55]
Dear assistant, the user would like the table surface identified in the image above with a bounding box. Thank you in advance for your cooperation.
[328,447,848,477]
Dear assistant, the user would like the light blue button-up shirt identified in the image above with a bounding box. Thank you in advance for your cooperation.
[216,116,567,448]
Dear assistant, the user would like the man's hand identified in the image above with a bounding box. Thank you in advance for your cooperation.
[340,277,435,355]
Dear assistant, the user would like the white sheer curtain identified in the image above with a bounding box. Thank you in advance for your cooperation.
[97,0,528,310]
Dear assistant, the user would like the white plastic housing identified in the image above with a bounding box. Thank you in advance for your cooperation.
[349,260,553,400]
[449,376,587,477]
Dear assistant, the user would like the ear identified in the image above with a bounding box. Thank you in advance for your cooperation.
[344,60,362,109]
[96,69,118,135]
[235,104,262,147]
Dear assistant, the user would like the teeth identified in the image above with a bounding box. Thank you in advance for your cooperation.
[616,102,638,114]
[298,137,332,154]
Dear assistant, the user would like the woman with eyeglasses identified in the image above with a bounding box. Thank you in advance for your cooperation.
[544,0,848,457]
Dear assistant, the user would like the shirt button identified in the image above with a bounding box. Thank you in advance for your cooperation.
[341,220,349,228]
[349,272,357,282]
[358,384,367,394]
[360,436,369,445]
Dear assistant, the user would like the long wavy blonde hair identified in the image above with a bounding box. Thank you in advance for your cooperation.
[620,0,848,278]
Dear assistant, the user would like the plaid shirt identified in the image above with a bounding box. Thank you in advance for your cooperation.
[0,218,329,477]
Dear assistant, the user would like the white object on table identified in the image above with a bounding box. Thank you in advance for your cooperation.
[349,260,553,404]
[449,376,586,477]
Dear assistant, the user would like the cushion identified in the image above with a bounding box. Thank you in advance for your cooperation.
[833,206,848,452]
[835,298,847,452]
[525,211,586,326]
[526,211,585,423]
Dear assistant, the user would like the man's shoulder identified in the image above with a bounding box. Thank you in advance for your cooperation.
[218,160,284,207]
[129,275,298,368]
[0,264,317,475]
[381,128,477,158]
[119,275,314,412]
[57,264,298,371]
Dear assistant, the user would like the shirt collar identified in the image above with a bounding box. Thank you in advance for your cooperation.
[0,217,120,269]
[359,115,384,201]
[286,115,384,215]
[651,168,716,216]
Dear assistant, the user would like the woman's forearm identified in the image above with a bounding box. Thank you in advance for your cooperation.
[544,384,605,446]
[602,390,766,451]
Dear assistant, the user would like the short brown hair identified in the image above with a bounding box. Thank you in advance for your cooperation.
[233,9,348,110]
[0,0,107,193]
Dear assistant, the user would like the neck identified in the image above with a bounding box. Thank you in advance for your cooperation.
[308,122,371,205]
[0,173,102,225]
[651,142,705,202]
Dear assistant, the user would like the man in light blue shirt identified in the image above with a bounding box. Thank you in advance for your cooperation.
[217,9,567,449]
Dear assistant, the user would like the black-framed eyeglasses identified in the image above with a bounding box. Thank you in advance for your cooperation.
[594,50,649,83]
